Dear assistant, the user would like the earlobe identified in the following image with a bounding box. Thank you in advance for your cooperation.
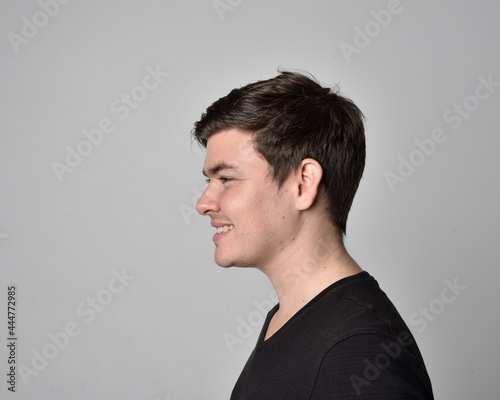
[297,158,323,211]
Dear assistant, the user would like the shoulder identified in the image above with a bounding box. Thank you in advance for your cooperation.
[310,332,434,399]
[298,272,407,340]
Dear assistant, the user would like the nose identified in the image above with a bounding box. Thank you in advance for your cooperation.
[196,185,220,215]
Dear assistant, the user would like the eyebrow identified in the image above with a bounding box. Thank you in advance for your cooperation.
[202,163,241,177]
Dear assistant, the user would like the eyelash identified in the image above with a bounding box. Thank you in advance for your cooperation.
[205,177,232,184]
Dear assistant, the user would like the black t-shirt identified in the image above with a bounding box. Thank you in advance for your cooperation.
[230,271,434,399]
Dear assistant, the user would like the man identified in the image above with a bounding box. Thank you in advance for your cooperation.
[193,71,434,399]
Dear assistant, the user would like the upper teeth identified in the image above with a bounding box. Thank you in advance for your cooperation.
[216,225,234,233]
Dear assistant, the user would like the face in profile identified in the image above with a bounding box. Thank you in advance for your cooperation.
[196,129,297,270]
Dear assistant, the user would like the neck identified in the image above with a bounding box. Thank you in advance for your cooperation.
[261,228,362,337]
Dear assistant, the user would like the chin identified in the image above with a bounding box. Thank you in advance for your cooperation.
[214,254,252,269]
[214,255,235,268]
[216,261,234,269]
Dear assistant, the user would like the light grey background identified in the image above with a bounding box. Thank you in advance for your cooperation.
[1,0,499,399]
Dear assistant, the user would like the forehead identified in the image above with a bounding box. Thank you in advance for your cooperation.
[203,129,263,174]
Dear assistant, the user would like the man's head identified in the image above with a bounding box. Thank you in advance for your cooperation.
[193,71,365,236]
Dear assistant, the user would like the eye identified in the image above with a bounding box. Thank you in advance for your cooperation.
[204,177,232,184]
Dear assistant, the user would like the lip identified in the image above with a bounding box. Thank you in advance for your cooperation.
[213,229,232,243]
[211,221,233,227]
[211,222,233,243]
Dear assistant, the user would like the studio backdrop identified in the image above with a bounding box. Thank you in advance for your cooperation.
[1,0,499,399]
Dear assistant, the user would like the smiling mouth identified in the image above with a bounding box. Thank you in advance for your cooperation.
[215,225,234,233]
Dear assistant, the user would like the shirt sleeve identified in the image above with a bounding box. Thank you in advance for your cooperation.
[308,333,434,400]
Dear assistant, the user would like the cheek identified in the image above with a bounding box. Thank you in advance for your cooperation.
[254,188,287,228]
[219,187,251,219]
[267,188,297,232]
[219,182,285,230]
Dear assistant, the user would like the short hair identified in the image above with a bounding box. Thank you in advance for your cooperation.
[192,71,365,235]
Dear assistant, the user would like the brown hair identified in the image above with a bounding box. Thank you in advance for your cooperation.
[192,71,365,234]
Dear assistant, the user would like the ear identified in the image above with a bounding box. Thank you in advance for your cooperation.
[295,158,323,211]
